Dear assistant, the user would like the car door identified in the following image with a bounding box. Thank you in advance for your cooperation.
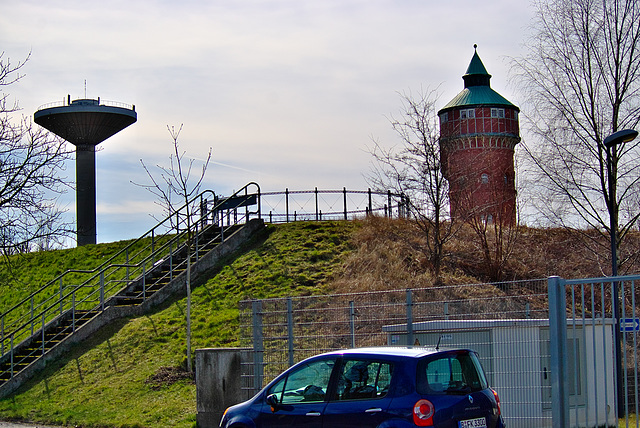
[418,351,500,427]
[258,357,336,427]
[322,358,395,428]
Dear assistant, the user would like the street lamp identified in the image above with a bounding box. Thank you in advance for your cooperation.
[603,128,638,415]
[604,129,639,275]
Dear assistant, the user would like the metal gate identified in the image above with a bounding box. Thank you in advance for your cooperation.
[240,275,640,427]
[549,275,639,428]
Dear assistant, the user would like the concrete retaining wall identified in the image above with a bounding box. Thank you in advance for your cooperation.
[196,348,252,428]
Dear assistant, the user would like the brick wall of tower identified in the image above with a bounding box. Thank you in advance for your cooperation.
[439,106,519,224]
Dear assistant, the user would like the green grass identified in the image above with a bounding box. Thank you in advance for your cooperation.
[0,221,357,428]
[0,239,138,314]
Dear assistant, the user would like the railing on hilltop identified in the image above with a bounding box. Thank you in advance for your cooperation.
[0,182,261,363]
[253,188,408,223]
[36,98,135,111]
[0,184,405,381]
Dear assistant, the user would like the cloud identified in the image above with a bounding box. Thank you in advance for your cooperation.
[1,0,534,243]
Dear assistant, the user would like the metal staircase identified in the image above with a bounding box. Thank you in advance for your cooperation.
[0,183,262,397]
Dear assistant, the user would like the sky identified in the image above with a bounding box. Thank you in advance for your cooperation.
[0,0,535,244]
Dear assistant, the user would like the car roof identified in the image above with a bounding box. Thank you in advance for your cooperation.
[316,346,464,359]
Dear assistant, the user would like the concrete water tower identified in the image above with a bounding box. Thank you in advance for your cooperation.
[34,95,137,246]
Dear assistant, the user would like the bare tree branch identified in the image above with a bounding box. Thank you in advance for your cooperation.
[512,0,640,274]
[132,123,212,373]
[366,88,459,283]
[0,52,72,255]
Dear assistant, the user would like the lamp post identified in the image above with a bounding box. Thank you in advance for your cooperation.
[603,128,638,416]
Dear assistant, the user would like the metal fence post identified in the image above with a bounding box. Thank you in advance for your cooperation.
[287,297,294,367]
[59,278,64,314]
[30,296,34,335]
[170,242,173,282]
[195,222,200,260]
[343,187,347,220]
[100,271,105,311]
[42,312,46,355]
[252,300,264,393]
[10,335,14,378]
[406,289,414,347]
[72,292,76,333]
[548,276,569,427]
[349,301,356,348]
[142,264,146,301]
[285,188,290,223]
[315,187,319,221]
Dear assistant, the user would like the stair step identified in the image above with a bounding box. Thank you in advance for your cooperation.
[115,298,144,306]
[0,216,253,393]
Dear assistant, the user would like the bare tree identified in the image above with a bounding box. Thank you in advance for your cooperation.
[513,0,640,274]
[367,88,458,283]
[0,52,72,256]
[457,157,520,282]
[134,124,212,372]
[136,124,212,226]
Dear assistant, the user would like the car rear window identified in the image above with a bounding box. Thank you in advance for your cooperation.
[416,351,488,395]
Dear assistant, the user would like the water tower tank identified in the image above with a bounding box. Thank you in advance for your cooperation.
[34,96,137,246]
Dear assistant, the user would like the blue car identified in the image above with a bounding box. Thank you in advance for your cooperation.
[220,347,505,428]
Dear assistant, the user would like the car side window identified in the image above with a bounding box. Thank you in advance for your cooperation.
[336,359,393,400]
[268,359,335,404]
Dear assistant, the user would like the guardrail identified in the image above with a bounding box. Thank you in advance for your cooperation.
[255,188,408,223]
[36,98,135,111]
[0,184,403,386]
[0,183,261,380]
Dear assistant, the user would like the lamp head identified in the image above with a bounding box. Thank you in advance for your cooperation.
[604,129,638,148]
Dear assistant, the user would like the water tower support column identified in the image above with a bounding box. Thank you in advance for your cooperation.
[76,144,96,246]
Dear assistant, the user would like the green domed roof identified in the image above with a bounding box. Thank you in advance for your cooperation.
[440,86,516,110]
[439,46,518,113]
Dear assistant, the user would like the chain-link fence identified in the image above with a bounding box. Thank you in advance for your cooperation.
[239,276,640,427]
[239,279,553,427]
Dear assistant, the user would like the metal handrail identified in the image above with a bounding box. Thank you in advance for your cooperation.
[0,183,261,364]
[36,99,135,111]
[258,188,408,223]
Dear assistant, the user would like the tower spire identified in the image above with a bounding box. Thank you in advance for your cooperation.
[463,45,491,88]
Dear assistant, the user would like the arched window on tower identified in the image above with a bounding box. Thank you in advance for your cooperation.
[481,173,489,184]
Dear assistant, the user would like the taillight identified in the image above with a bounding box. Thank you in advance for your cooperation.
[413,399,435,426]
[492,389,502,416]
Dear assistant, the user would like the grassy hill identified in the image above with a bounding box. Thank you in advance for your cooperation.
[0,221,357,428]
[0,217,632,427]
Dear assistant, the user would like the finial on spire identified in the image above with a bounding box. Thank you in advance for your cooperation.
[474,44,478,50]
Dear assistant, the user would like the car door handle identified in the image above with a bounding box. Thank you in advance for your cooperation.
[365,408,382,413]
[306,412,322,416]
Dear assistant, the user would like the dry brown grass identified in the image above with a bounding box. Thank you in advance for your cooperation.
[328,216,640,294]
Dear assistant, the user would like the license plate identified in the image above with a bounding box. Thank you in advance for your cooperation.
[459,417,487,428]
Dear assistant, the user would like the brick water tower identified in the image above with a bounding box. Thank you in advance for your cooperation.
[35,96,137,246]
[438,46,520,225]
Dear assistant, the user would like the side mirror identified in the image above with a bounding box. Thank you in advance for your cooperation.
[266,393,279,412]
